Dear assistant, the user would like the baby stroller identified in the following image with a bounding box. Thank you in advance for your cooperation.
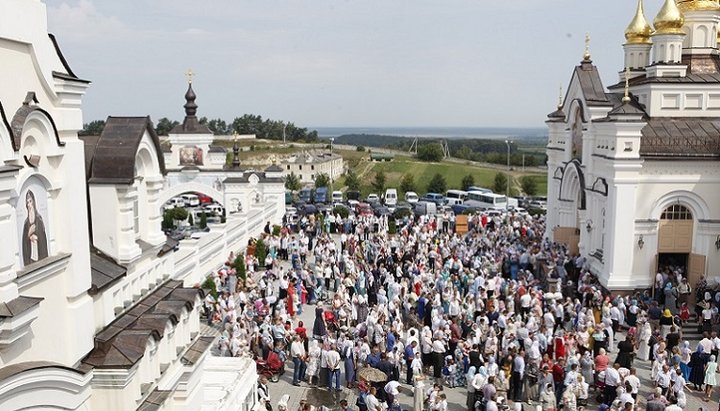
[256,350,284,382]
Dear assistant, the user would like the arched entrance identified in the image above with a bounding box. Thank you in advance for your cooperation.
[554,161,585,256]
[656,204,705,298]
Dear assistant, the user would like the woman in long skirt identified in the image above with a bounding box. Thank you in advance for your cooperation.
[679,341,692,381]
[689,345,710,391]
[703,355,717,401]
[344,341,356,388]
[637,321,652,361]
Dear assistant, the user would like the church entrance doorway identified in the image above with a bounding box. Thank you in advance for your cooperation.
[654,204,705,303]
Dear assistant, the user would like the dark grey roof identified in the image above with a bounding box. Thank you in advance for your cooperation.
[574,61,613,106]
[0,296,43,318]
[157,237,179,257]
[83,280,203,369]
[546,108,565,122]
[609,72,720,89]
[89,252,127,295]
[265,164,284,172]
[137,389,172,411]
[640,117,720,158]
[79,135,100,178]
[208,145,227,153]
[10,93,64,151]
[223,173,284,184]
[88,117,167,184]
[181,336,214,365]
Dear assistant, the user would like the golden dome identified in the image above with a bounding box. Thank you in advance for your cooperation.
[625,0,653,44]
[653,0,686,35]
[677,0,720,12]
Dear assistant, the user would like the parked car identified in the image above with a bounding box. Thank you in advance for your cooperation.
[331,191,343,203]
[404,191,419,204]
[355,202,374,217]
[346,190,361,202]
[203,203,224,216]
[197,194,213,205]
[298,204,318,216]
[384,188,398,207]
[366,193,380,203]
[393,203,413,220]
[164,197,185,210]
[374,206,391,217]
[420,192,445,206]
[180,193,200,207]
[413,201,437,217]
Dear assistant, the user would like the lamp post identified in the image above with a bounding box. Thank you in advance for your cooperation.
[282,123,287,144]
[329,137,335,198]
[505,140,512,210]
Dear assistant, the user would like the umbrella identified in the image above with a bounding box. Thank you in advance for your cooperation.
[357,367,388,383]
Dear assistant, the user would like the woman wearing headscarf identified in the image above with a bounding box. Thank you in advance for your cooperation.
[580,351,594,390]
[679,341,692,381]
[637,320,652,361]
[703,354,717,401]
[626,300,639,328]
[539,382,556,411]
[664,282,678,315]
[465,366,477,411]
[689,344,710,391]
[306,339,321,386]
[313,307,326,340]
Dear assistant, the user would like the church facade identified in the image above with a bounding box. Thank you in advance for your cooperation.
[547,0,720,290]
[0,0,277,409]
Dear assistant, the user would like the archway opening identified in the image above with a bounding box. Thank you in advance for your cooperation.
[162,190,226,241]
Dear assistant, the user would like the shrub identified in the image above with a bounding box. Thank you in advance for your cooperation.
[188,213,194,226]
[234,254,246,283]
[333,205,350,219]
[272,225,281,236]
[356,146,366,152]
[255,238,267,265]
[199,211,208,229]
[388,220,397,235]
[202,276,218,300]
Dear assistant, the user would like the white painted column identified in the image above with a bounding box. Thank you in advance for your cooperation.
[0,172,19,303]
[145,176,166,247]
[116,186,141,264]
[605,182,641,289]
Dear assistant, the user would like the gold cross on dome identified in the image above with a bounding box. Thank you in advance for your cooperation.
[185,68,194,84]
[583,32,591,61]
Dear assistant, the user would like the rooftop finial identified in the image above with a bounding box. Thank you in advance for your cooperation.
[558,84,564,109]
[622,67,631,104]
[232,132,241,169]
[583,32,592,61]
[185,68,194,84]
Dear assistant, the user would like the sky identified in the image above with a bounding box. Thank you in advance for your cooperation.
[43,0,659,128]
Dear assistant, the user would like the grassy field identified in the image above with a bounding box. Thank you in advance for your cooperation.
[347,155,547,197]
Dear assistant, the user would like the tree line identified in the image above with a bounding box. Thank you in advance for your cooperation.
[79,114,320,142]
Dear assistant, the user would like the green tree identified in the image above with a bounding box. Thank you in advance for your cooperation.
[234,253,246,284]
[285,172,301,191]
[79,120,105,136]
[345,170,361,191]
[199,211,208,229]
[255,238,267,265]
[155,117,179,136]
[356,146,366,152]
[314,173,330,188]
[372,170,386,192]
[162,210,174,231]
[521,176,538,196]
[207,118,229,135]
[187,212,194,227]
[461,174,475,191]
[426,173,447,194]
[493,172,508,194]
[400,173,416,194]
[171,207,188,221]
[416,143,444,162]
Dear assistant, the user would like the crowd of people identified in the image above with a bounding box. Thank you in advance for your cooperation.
[201,209,720,411]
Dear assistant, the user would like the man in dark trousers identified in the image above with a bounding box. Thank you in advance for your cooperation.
[404,341,417,384]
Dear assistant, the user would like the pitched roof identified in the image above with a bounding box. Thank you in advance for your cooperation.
[82,280,203,369]
[88,116,166,184]
[640,117,720,158]
[0,296,43,318]
[574,61,613,106]
[88,252,127,295]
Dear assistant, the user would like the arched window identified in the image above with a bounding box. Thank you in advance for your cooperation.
[660,204,692,220]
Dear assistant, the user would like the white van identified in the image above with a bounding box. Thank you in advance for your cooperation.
[413,201,437,217]
[181,194,200,207]
[164,197,184,209]
[404,191,419,204]
[384,188,398,207]
[332,191,343,203]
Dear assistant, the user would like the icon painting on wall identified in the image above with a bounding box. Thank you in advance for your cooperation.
[17,178,50,267]
[180,146,203,166]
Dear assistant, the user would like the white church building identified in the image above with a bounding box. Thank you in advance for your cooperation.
[0,0,281,409]
[547,0,720,290]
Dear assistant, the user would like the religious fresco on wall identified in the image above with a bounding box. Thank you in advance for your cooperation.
[17,177,50,268]
[180,146,203,166]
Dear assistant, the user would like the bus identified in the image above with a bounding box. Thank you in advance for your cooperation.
[465,191,507,210]
[445,190,468,206]
[467,186,492,194]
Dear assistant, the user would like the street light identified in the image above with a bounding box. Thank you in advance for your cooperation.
[282,123,287,144]
[505,140,512,210]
